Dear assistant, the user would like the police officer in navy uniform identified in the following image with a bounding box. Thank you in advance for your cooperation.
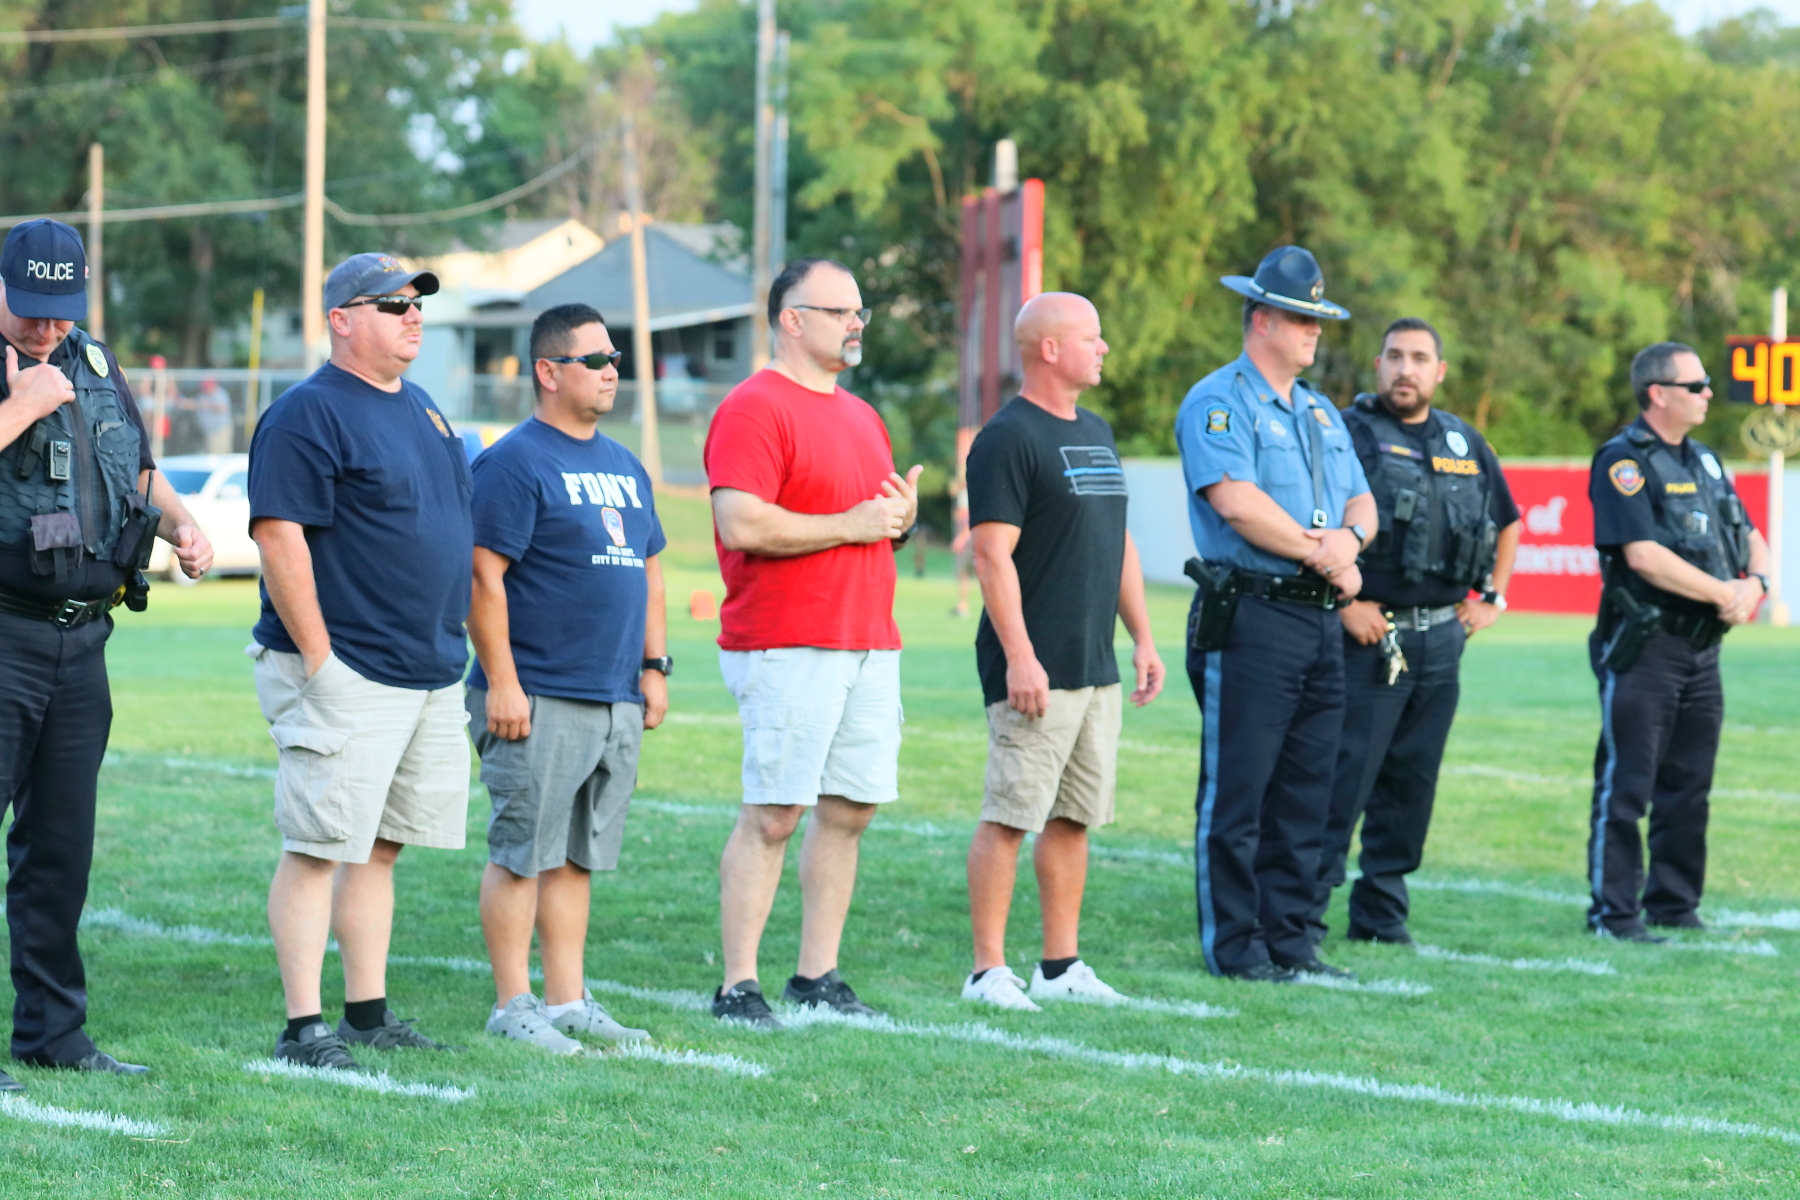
[1306,318,1522,947]
[0,219,214,1090]
[1174,246,1375,982]
[1585,342,1768,942]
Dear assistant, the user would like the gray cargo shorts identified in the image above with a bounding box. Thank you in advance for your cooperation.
[466,687,643,877]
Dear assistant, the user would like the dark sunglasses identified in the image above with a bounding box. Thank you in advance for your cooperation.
[1648,376,1710,393]
[339,295,424,316]
[541,350,623,370]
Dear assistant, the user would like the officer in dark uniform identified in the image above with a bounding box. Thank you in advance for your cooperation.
[0,219,213,1090]
[1586,341,1768,941]
[1174,246,1375,982]
[1306,318,1522,947]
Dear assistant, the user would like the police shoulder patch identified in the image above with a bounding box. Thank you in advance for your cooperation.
[85,342,109,378]
[1701,452,1723,480]
[1205,407,1231,436]
[1608,458,1645,497]
[1445,429,1469,457]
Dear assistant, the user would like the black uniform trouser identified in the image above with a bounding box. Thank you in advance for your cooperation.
[0,609,113,1064]
[1306,618,1464,944]
[1188,595,1345,975]
[1587,629,1721,934]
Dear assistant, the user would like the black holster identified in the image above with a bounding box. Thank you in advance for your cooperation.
[1184,556,1243,653]
[122,569,150,613]
[1599,587,1662,673]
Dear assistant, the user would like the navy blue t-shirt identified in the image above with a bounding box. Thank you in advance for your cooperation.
[466,417,666,704]
[249,363,474,689]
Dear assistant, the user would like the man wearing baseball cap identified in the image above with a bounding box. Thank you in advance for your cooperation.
[248,252,472,1070]
[0,218,214,1090]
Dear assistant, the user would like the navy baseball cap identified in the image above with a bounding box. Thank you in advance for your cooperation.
[323,252,439,313]
[1,219,89,321]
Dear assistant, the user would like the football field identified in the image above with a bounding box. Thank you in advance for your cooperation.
[6,493,1799,1198]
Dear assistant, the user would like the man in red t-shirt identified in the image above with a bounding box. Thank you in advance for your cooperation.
[702,257,921,1027]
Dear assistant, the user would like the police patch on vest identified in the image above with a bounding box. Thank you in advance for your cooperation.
[1701,452,1723,480]
[1431,456,1479,475]
[1609,459,1645,497]
[426,408,450,437]
[85,343,109,378]
[1445,430,1469,456]
[1205,407,1231,436]
[1664,481,1698,495]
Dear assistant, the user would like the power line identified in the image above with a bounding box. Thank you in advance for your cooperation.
[0,140,595,229]
[0,15,515,45]
[0,47,302,102]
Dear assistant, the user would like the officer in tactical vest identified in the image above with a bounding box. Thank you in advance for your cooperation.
[0,219,213,1090]
[1586,341,1768,942]
[1306,318,1521,947]
[1174,247,1375,983]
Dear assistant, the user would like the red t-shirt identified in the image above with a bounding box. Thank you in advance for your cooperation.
[703,369,902,651]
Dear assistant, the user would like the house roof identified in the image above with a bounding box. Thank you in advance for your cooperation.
[418,217,755,331]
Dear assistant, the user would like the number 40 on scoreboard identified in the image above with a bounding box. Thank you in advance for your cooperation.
[1727,335,1800,404]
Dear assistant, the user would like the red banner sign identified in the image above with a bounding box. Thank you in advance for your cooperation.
[1501,464,1768,614]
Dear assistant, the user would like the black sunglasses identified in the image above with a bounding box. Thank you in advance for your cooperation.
[1648,376,1710,393]
[541,350,623,370]
[339,295,424,316]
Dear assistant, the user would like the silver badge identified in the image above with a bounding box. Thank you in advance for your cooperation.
[1267,418,1286,438]
[1701,452,1723,480]
[1445,430,1469,457]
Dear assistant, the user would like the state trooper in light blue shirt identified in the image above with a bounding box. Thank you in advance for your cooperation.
[1173,246,1376,984]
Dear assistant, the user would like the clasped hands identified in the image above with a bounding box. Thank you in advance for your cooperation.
[1301,526,1362,601]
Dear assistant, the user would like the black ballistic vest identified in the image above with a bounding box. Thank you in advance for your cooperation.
[1347,395,1498,589]
[0,329,143,576]
[1605,424,1748,609]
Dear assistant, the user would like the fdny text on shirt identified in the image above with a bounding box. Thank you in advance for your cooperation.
[562,472,644,509]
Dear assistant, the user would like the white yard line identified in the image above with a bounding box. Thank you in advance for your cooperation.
[242,1060,474,1102]
[82,906,272,946]
[779,1008,1800,1147]
[1413,943,1616,976]
[610,1042,768,1077]
[1662,939,1780,958]
[0,1092,170,1138]
[1289,973,1433,997]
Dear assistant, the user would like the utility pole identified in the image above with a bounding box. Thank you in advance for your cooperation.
[301,0,327,370]
[770,31,790,275]
[622,113,662,488]
[1769,287,1789,626]
[749,0,776,370]
[86,143,103,342]
[246,287,266,440]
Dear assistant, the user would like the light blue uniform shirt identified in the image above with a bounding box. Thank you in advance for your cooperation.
[1174,352,1369,576]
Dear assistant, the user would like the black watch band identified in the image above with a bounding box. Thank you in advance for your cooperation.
[641,655,673,677]
[894,521,919,547]
[1750,572,1771,594]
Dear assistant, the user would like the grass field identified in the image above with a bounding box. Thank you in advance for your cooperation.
[5,492,1800,1198]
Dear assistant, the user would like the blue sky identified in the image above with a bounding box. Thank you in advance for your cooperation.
[512,0,1800,52]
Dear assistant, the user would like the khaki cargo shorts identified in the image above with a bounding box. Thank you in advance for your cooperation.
[250,644,470,864]
[982,684,1121,833]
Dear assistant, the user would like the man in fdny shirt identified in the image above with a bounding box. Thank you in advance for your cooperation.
[467,303,666,1052]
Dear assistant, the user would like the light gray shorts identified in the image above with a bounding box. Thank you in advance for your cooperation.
[466,687,643,877]
[718,647,902,807]
[250,645,471,865]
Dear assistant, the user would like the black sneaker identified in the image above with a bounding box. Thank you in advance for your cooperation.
[1345,924,1413,946]
[275,1021,363,1071]
[337,1009,459,1051]
[783,969,880,1017]
[1598,925,1668,944]
[68,1051,150,1076]
[1647,913,1705,931]
[1285,958,1358,981]
[1222,962,1297,983]
[712,980,784,1029]
[0,1068,22,1092]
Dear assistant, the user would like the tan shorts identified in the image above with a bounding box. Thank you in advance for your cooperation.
[981,684,1121,833]
[250,644,471,864]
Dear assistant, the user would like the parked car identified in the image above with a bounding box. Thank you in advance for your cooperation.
[147,454,260,583]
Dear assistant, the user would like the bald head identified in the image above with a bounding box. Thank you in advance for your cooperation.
[1014,292,1108,410]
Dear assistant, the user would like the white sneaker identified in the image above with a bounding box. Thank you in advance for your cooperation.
[485,993,583,1056]
[961,967,1042,1012]
[548,989,651,1043]
[1029,960,1126,1004]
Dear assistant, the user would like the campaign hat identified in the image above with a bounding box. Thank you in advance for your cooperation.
[323,252,440,313]
[1221,245,1350,321]
[0,219,89,322]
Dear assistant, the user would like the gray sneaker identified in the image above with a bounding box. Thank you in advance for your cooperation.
[336,1008,459,1051]
[548,989,651,1043]
[485,993,583,1056]
[274,1021,363,1071]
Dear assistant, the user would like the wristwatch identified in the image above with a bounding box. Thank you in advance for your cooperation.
[1750,572,1771,594]
[641,655,673,677]
[1349,523,1369,549]
[1479,589,1508,610]
[894,521,919,547]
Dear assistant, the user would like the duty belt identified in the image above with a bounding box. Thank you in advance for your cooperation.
[0,582,119,629]
[1386,604,1460,632]
[1237,570,1339,610]
[1659,607,1726,646]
